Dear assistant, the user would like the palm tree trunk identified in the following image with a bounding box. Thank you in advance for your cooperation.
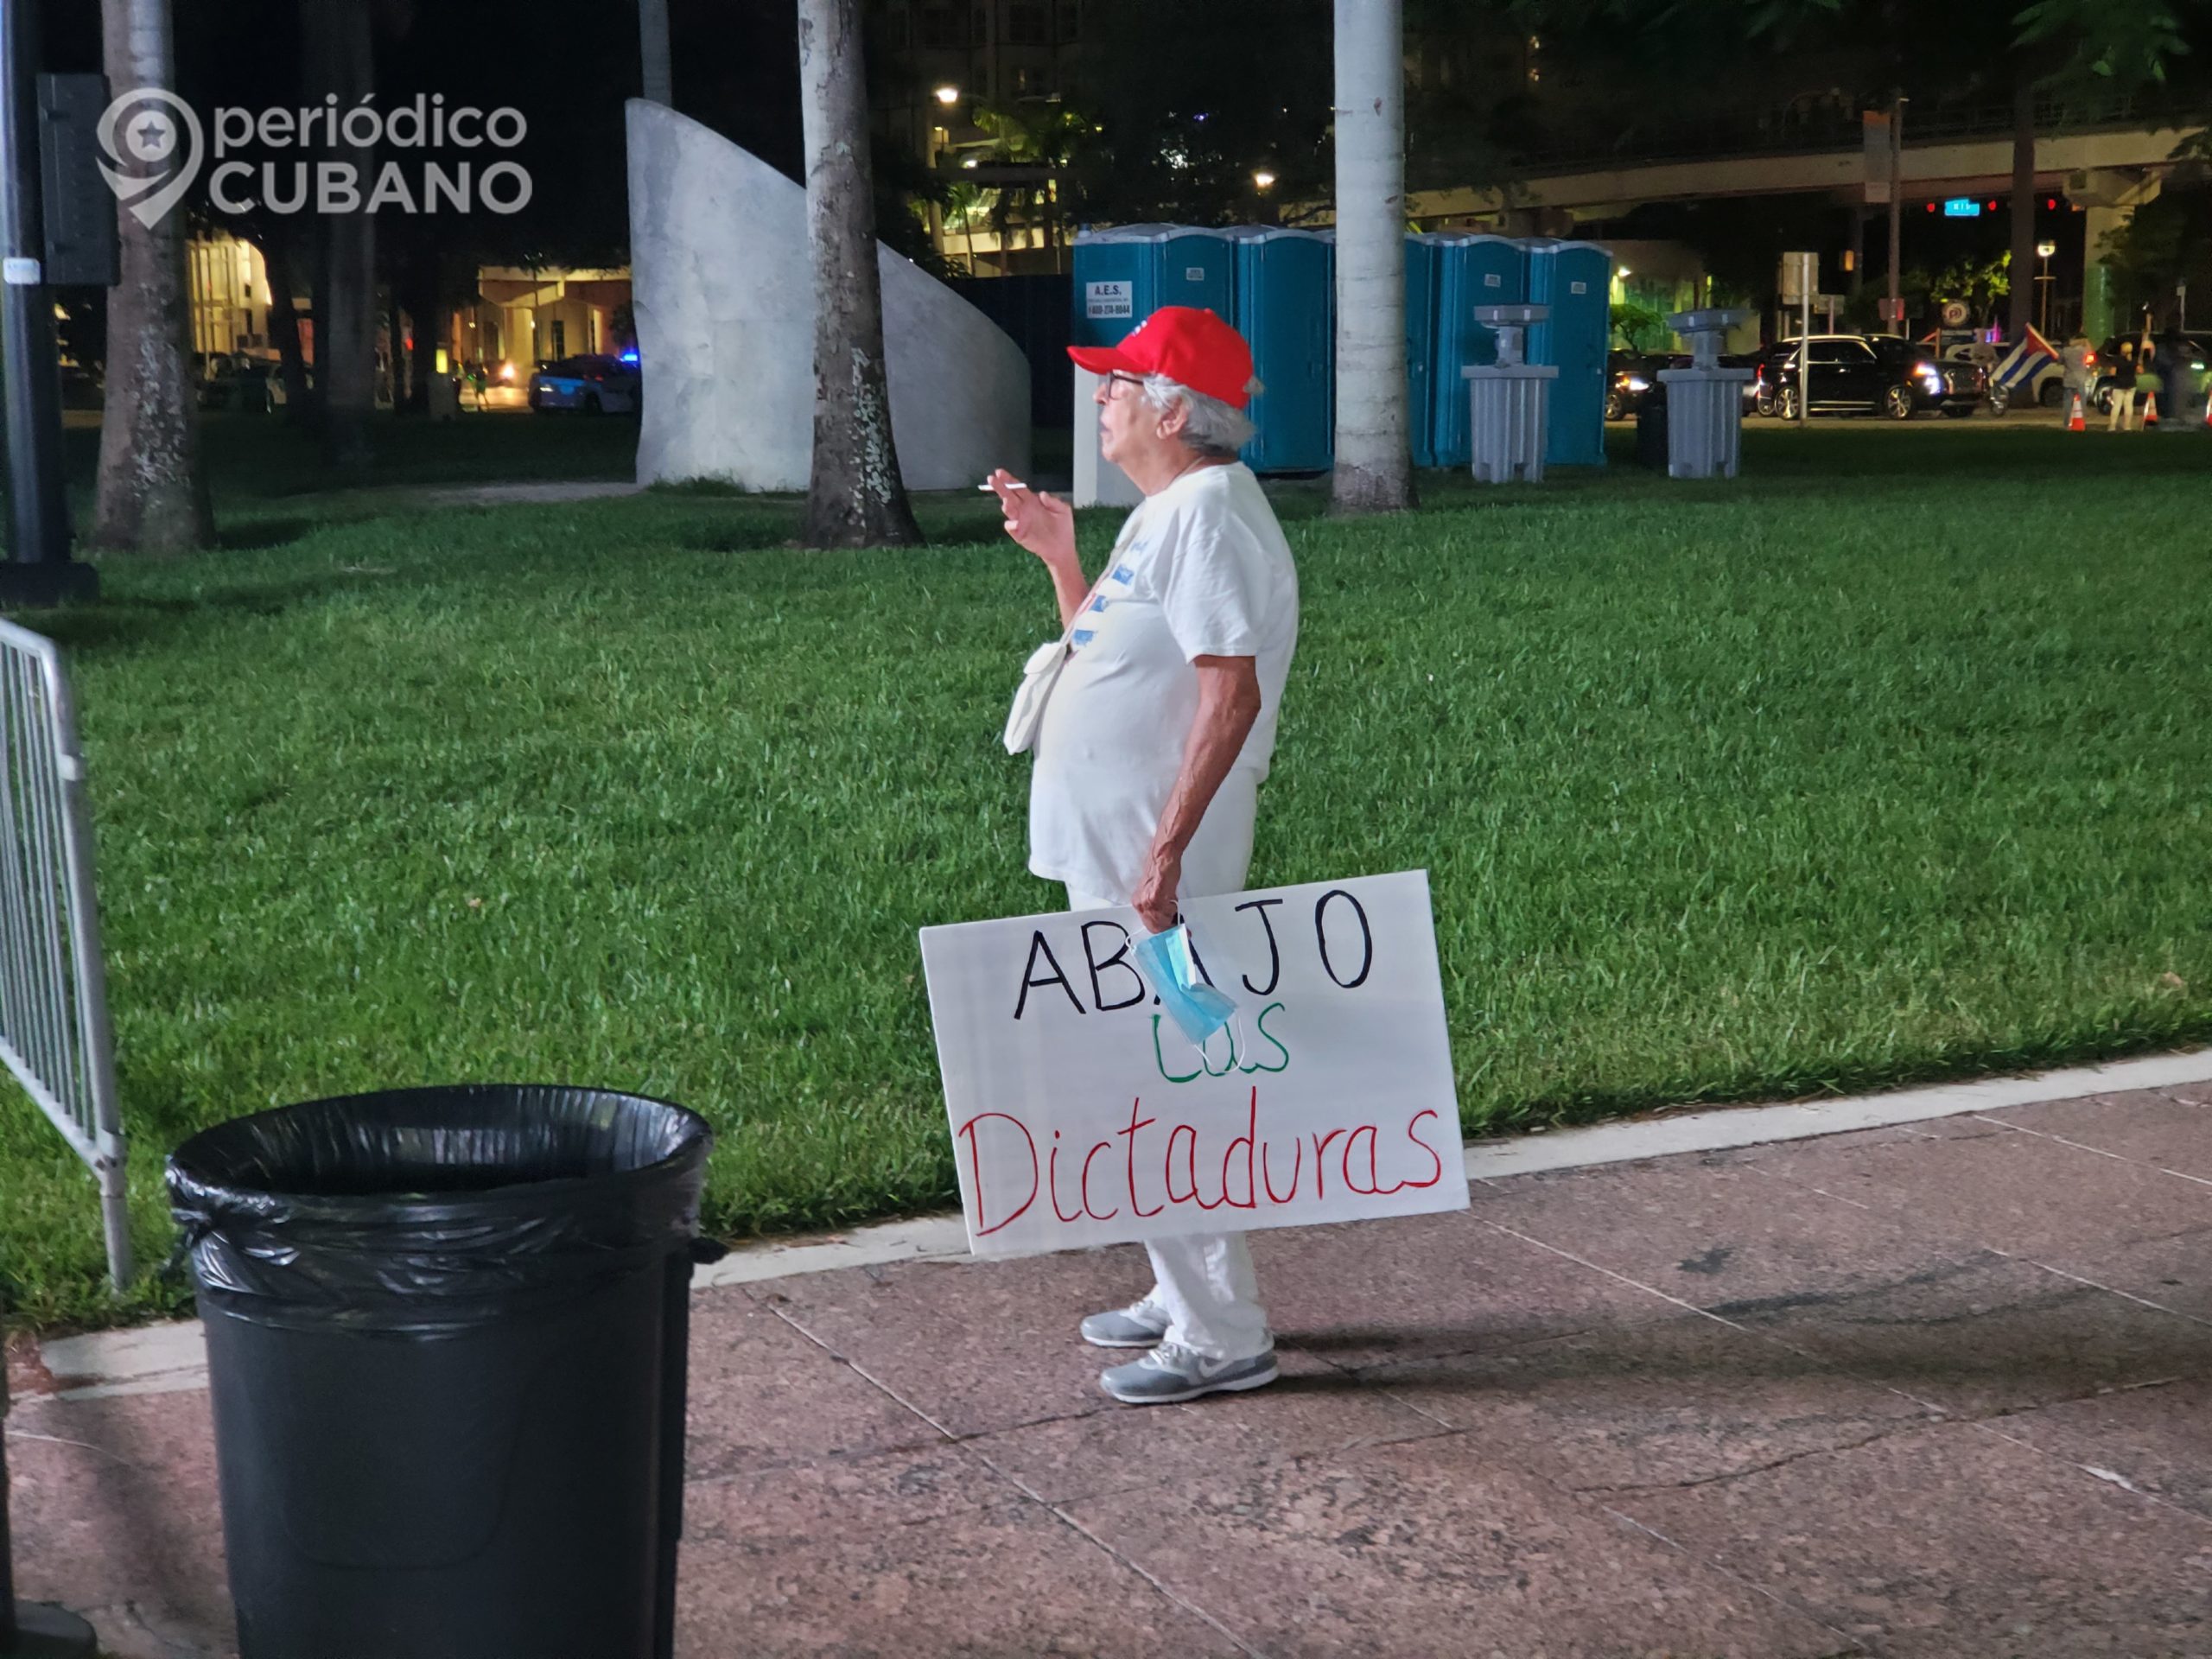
[304,0,376,470]
[797,0,921,548]
[260,230,315,426]
[639,0,672,105]
[385,285,405,411]
[91,0,213,552]
[1331,0,1414,514]
[403,242,441,416]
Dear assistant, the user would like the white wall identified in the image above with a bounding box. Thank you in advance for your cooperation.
[626,99,1033,492]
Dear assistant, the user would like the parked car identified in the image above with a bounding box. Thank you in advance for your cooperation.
[1720,352,1764,415]
[1758,333,1953,420]
[2090,332,2210,414]
[1872,336,1990,416]
[1604,351,1681,422]
[528,354,640,416]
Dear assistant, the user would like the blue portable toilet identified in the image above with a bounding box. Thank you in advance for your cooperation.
[1430,234,1526,469]
[1224,226,1333,474]
[1524,238,1612,467]
[1070,225,1236,351]
[1403,235,1443,468]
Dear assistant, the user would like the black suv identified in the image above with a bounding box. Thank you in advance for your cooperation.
[1604,351,1688,422]
[1759,334,1955,420]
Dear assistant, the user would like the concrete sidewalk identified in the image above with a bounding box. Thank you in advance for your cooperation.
[10,1084,2212,1657]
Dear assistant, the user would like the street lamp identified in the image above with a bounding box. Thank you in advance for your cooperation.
[2036,239,2057,334]
[1253,170,1275,189]
[934,85,960,105]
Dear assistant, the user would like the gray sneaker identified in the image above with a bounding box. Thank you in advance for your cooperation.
[1079,1301,1170,1349]
[1099,1342,1279,1406]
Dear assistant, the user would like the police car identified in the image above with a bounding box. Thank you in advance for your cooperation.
[527,353,641,416]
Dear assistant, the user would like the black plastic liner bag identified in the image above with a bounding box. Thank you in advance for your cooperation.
[168,1084,715,1659]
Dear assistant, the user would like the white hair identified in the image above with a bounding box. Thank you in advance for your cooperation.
[1139,372,1261,460]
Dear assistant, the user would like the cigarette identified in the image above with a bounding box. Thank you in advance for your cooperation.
[979,480,1029,492]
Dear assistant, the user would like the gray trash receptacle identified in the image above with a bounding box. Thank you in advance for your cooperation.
[1463,304,1556,484]
[169,1085,715,1659]
[1656,308,1757,480]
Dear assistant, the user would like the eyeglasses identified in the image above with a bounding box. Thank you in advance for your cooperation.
[1103,372,1147,398]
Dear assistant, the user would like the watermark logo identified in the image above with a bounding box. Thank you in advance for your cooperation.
[98,88,204,228]
[98,91,533,226]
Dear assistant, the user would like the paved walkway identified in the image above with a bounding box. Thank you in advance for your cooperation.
[10,1084,2212,1657]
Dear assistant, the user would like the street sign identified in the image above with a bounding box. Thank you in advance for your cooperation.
[1942,198,1981,218]
[1941,300,1969,327]
[1861,111,1891,205]
[1778,251,1816,302]
[36,75,117,289]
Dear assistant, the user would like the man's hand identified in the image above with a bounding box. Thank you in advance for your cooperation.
[988,468,1076,569]
[1133,846,1183,935]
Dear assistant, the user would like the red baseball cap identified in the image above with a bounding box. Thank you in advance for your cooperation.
[1068,307,1257,410]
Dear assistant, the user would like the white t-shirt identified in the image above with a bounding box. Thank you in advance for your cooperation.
[1028,462,1300,899]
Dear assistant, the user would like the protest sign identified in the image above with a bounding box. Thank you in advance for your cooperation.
[918,869,1466,1255]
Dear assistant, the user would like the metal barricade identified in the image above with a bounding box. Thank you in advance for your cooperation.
[0,620,128,1290]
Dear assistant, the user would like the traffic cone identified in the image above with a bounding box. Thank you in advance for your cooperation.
[2067,389,2086,431]
[2143,391,2160,428]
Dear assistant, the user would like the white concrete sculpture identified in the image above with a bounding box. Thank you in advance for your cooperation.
[626,99,1032,492]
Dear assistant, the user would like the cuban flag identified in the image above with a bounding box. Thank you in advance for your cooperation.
[1991,326,2061,392]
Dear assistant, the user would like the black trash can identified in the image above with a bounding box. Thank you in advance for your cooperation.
[1634,385,1669,470]
[168,1084,715,1659]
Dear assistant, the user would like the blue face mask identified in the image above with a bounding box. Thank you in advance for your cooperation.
[1133,924,1239,1046]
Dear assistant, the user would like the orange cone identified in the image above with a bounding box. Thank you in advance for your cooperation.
[2067,389,2086,431]
[2143,391,2160,427]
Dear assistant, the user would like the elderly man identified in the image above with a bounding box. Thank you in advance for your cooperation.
[987,306,1300,1407]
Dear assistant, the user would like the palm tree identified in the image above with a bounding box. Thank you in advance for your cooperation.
[91,0,213,553]
[941,181,997,275]
[972,102,1091,272]
[797,0,921,547]
[639,0,672,105]
[302,0,378,470]
[1331,0,1414,514]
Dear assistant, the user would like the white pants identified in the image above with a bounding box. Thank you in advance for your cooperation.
[2108,388,2134,431]
[1068,823,1273,1363]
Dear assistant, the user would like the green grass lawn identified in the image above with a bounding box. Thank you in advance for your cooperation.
[5,416,2209,1331]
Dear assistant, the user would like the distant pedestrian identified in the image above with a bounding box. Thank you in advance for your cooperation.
[468,361,490,411]
[2107,344,2138,432]
[2059,335,2093,423]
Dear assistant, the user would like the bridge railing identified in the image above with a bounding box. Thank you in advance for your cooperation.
[1502,90,2200,180]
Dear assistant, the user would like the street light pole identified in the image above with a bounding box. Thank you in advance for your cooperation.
[1885,91,1904,329]
[2036,240,2056,335]
[0,0,92,607]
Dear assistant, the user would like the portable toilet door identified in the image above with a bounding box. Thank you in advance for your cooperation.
[1071,224,1175,350]
[1158,228,1237,328]
[1404,235,1443,468]
[1229,227,1333,474]
[1525,238,1611,467]
[1431,234,1525,469]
